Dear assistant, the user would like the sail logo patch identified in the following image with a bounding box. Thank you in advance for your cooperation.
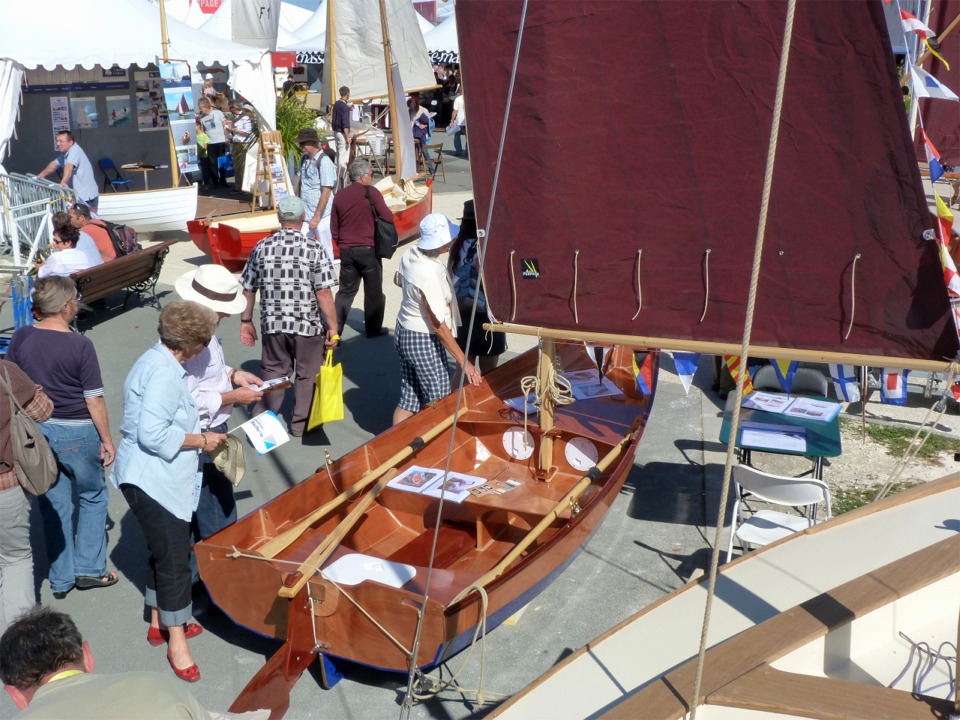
[521,259,540,279]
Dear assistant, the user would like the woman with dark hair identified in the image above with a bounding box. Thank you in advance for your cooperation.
[35,222,100,279]
[5,277,116,600]
[112,301,227,683]
[448,200,506,375]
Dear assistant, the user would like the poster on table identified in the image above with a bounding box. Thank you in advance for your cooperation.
[104,96,133,128]
[49,97,70,147]
[134,71,168,132]
[69,97,97,130]
[159,61,199,174]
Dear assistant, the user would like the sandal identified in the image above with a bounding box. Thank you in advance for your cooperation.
[147,622,204,647]
[75,572,119,590]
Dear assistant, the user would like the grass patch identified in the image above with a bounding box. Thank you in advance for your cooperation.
[832,482,914,515]
[841,420,960,460]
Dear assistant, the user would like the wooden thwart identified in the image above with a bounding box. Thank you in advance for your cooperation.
[257,407,467,559]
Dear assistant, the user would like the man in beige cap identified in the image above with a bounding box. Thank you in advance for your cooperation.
[239,196,339,437]
[175,264,263,542]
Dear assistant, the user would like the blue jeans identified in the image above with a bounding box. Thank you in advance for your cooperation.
[453,126,466,156]
[37,421,108,593]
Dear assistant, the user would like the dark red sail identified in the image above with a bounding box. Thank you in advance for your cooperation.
[458,0,957,362]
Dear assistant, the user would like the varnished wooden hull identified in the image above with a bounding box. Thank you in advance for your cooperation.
[196,344,657,677]
[186,183,433,273]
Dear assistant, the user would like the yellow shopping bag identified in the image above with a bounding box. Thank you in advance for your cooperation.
[307,349,344,430]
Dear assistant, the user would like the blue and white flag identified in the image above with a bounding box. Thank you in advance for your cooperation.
[880,368,909,405]
[828,364,860,403]
[671,352,699,395]
[909,65,959,101]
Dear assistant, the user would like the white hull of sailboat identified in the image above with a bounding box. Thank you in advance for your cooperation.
[98,184,198,233]
[492,475,960,719]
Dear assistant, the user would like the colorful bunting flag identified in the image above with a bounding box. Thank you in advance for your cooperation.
[633,351,655,395]
[671,352,699,395]
[909,65,959,101]
[935,194,960,296]
[771,359,799,395]
[880,368,909,405]
[921,129,945,184]
[828,364,861,403]
[900,9,936,40]
[724,355,754,395]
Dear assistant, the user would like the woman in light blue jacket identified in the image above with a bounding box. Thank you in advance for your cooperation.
[112,301,226,683]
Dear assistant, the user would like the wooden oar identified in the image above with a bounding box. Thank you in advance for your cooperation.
[258,407,466,559]
[277,469,397,599]
[448,428,639,607]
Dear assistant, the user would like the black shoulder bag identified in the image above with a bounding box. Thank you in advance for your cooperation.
[364,186,399,260]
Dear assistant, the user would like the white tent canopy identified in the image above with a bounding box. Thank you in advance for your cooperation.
[280,0,315,32]
[415,11,434,34]
[0,0,275,136]
[424,11,458,64]
[292,0,328,43]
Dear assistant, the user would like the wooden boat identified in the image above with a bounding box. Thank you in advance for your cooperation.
[197,343,659,712]
[199,0,960,716]
[98,184,198,235]
[492,474,960,719]
[186,178,432,272]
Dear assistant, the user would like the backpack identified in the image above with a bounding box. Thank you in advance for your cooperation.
[93,219,142,257]
[0,369,57,496]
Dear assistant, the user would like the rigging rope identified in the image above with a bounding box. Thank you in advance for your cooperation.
[572,249,580,324]
[519,345,575,444]
[699,249,711,323]
[400,1,532,716]
[844,253,862,340]
[689,2,797,718]
[508,249,517,321]
[874,362,959,502]
[631,249,643,320]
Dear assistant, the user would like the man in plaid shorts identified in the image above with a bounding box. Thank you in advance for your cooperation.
[239,196,339,437]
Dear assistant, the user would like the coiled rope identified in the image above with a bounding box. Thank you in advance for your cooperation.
[844,253,862,340]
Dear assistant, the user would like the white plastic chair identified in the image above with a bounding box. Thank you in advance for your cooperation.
[726,465,831,562]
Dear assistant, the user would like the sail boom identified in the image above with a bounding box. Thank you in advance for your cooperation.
[489,323,957,373]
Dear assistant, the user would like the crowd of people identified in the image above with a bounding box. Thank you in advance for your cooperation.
[0,79,496,698]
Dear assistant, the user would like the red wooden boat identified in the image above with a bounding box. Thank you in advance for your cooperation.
[196,344,657,715]
[187,180,432,272]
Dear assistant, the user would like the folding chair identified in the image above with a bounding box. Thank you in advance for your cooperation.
[98,158,133,192]
[423,143,446,183]
[726,465,831,562]
[752,364,829,396]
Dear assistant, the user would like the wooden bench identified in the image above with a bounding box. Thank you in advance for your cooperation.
[70,239,176,311]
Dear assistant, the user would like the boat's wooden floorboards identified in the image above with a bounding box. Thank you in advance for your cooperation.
[600,535,960,719]
[711,664,954,720]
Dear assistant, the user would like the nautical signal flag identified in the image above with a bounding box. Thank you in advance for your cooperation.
[900,9,935,40]
[234,411,290,454]
[723,355,754,395]
[633,351,655,395]
[671,352,700,395]
[921,129,945,184]
[935,194,960,297]
[828,364,860,403]
[880,368,909,405]
[909,65,959,101]
[771,359,799,395]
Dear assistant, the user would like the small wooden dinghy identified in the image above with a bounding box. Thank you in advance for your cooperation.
[196,343,658,715]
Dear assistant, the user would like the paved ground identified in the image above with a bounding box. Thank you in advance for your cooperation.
[0,137,955,719]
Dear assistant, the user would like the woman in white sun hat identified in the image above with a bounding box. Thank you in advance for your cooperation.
[174,265,263,546]
[393,213,481,426]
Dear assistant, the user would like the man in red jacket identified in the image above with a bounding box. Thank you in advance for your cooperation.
[330,158,395,338]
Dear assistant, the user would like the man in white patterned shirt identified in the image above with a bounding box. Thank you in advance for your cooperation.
[239,196,339,436]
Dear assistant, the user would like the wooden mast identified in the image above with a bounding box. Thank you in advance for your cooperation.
[378,0,405,185]
[157,0,180,187]
[326,0,336,121]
